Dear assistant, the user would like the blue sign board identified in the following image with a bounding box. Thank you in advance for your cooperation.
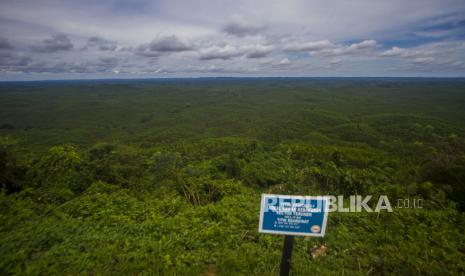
[259,194,329,237]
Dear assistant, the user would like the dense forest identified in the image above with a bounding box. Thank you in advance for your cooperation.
[1,78,465,275]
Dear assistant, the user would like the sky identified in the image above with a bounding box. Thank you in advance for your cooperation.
[1,0,465,80]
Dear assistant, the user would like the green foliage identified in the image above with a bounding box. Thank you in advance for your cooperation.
[24,146,84,204]
[27,146,82,189]
[0,142,25,194]
[420,153,465,210]
[241,152,289,187]
[1,79,465,274]
[84,143,148,189]
[149,151,183,182]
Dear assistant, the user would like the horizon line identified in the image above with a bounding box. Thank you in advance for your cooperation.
[2,76,465,83]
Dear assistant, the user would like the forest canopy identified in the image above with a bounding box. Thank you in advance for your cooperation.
[1,78,465,274]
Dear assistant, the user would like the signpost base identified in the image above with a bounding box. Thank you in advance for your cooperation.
[280,235,294,276]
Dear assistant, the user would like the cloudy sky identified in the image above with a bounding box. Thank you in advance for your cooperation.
[1,0,465,80]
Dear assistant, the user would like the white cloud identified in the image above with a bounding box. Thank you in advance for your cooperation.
[330,58,343,64]
[278,58,291,65]
[282,39,379,57]
[380,46,406,57]
[412,57,435,64]
[284,40,335,52]
[198,44,273,60]
[198,45,244,60]
[380,41,465,73]
[348,40,378,50]
[321,40,380,56]
[380,46,432,58]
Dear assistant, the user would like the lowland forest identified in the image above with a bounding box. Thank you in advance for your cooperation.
[1,78,464,275]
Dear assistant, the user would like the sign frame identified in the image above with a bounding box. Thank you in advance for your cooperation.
[258,194,329,237]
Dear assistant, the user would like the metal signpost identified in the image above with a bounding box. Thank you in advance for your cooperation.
[258,194,329,276]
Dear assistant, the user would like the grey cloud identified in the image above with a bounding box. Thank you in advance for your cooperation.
[148,35,191,52]
[87,36,118,51]
[0,51,32,67]
[138,67,166,74]
[246,51,269,59]
[188,65,241,74]
[10,61,90,74]
[118,46,133,52]
[0,37,13,50]
[2,55,119,74]
[202,65,229,73]
[138,64,245,75]
[99,56,118,65]
[31,33,74,53]
[134,35,192,57]
[99,45,117,51]
[95,56,119,72]
[30,61,115,74]
[134,49,161,58]
[46,62,91,73]
[244,45,273,58]
[222,18,264,37]
[180,64,252,74]
[260,58,292,69]
[88,36,105,43]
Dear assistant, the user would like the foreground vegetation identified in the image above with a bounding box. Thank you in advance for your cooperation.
[1,78,465,274]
